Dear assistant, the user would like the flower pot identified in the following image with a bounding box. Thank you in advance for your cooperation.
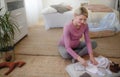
[0,46,15,62]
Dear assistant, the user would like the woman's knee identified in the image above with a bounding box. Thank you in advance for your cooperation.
[61,54,72,59]
[91,41,97,49]
[58,46,72,59]
[59,51,72,59]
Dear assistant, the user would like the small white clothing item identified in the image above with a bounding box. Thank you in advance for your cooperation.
[65,56,120,77]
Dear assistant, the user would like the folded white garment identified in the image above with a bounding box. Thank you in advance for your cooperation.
[86,65,98,74]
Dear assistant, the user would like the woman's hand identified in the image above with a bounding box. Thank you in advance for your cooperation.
[89,53,98,65]
[90,57,98,65]
[77,56,88,66]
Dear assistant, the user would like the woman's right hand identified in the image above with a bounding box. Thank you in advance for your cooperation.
[77,56,87,66]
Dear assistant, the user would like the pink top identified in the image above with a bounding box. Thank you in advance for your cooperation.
[58,21,92,59]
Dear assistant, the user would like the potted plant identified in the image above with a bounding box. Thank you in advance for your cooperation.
[0,8,19,62]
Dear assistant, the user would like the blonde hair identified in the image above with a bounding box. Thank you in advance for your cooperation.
[74,6,88,18]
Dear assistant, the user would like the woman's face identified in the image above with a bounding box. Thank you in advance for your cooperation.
[74,14,87,26]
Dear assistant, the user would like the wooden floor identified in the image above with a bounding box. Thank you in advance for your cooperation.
[0,19,120,77]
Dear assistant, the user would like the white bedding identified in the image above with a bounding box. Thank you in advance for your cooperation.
[42,8,120,31]
[88,9,120,32]
[42,11,74,30]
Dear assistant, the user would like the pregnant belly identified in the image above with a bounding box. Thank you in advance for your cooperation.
[70,41,79,48]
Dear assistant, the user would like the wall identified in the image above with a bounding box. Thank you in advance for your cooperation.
[115,0,119,10]
[89,0,117,9]
[0,0,6,15]
[42,0,88,8]
[42,0,116,9]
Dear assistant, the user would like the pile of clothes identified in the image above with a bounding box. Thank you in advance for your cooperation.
[66,56,120,77]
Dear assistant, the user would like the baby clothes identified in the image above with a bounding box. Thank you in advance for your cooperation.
[74,56,112,76]
[65,56,120,77]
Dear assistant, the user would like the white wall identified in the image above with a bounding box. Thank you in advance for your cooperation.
[0,0,6,15]
[42,0,88,8]
[24,0,43,26]
[42,0,116,9]
[89,0,117,9]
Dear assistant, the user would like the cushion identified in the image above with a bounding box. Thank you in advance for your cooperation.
[89,30,116,38]
[41,7,57,14]
[51,4,72,13]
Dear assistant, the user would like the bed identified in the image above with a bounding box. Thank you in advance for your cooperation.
[42,10,74,30]
[42,4,120,34]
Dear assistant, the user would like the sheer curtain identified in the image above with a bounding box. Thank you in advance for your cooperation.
[24,0,43,26]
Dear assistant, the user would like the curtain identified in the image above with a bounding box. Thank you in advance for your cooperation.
[24,0,43,26]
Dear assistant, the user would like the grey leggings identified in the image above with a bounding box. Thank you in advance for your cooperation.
[58,41,97,59]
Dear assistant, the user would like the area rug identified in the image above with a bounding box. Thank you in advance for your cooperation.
[15,26,62,56]
[0,55,71,77]
[94,32,120,58]
[15,25,120,58]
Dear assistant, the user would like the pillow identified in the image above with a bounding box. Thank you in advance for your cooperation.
[51,4,72,13]
[41,7,57,14]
